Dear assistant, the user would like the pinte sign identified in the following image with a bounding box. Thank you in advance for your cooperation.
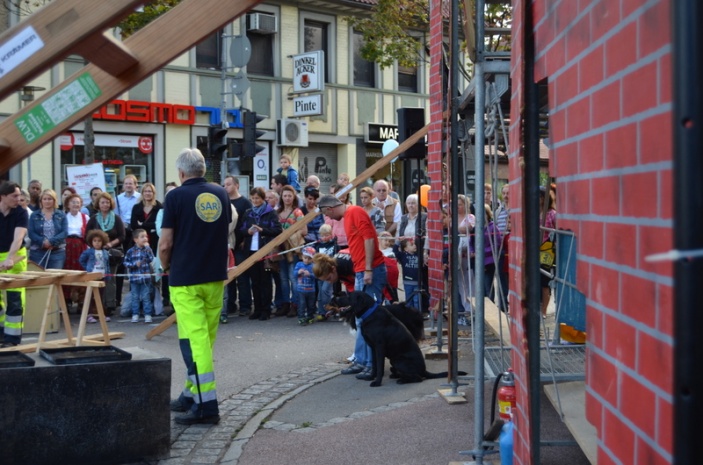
[292,51,324,93]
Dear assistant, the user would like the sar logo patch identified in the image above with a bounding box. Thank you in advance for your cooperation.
[195,193,222,222]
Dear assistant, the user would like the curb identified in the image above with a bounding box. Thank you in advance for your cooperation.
[219,368,341,464]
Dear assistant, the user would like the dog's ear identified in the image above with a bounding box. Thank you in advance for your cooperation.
[346,291,362,310]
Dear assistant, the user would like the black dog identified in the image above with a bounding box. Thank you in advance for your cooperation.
[327,295,425,342]
[332,291,457,387]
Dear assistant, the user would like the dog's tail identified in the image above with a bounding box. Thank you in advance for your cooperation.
[424,370,468,379]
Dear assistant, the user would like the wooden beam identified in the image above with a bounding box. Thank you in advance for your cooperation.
[72,31,139,76]
[0,0,145,101]
[464,0,477,63]
[145,124,430,340]
[0,332,126,354]
[0,0,264,172]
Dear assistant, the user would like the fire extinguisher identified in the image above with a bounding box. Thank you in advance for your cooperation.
[497,369,516,422]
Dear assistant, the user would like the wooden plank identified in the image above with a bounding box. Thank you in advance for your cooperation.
[543,382,597,465]
[145,124,430,340]
[0,0,146,101]
[0,0,265,173]
[482,297,511,345]
[0,270,103,289]
[0,332,125,354]
[72,31,139,76]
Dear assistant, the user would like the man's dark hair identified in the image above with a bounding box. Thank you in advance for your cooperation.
[0,181,20,197]
[304,186,319,199]
[272,174,287,186]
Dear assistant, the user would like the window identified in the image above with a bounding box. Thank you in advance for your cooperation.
[196,30,223,70]
[398,64,418,93]
[248,32,275,76]
[353,31,375,88]
[304,20,329,82]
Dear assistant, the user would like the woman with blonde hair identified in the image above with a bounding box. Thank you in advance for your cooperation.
[28,189,68,269]
[359,186,385,234]
[130,182,162,250]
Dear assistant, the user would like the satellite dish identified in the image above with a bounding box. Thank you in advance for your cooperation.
[230,36,252,68]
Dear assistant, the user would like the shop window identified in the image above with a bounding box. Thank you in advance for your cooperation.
[60,133,154,199]
[353,31,375,88]
[196,30,223,70]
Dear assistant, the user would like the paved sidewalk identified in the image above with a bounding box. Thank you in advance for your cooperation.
[141,337,590,465]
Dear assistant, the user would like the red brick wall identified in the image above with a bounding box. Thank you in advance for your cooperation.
[509,0,674,464]
[427,0,445,307]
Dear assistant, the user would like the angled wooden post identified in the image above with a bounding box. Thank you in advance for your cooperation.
[0,0,264,172]
[0,0,146,101]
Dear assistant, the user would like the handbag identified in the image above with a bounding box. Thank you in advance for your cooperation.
[283,230,306,262]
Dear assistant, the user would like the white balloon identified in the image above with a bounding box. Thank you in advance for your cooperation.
[382,139,399,156]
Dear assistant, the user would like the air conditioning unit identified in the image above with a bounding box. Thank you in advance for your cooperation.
[247,13,278,34]
[277,119,309,147]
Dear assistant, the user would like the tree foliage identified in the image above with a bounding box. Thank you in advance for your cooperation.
[345,0,429,69]
[0,0,181,38]
[117,0,182,38]
[484,3,512,52]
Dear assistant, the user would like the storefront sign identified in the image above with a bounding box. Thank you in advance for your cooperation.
[138,136,153,154]
[365,123,399,144]
[292,51,324,93]
[93,100,195,125]
[293,94,323,116]
[66,163,106,206]
[59,133,74,151]
[68,132,151,150]
[253,145,270,189]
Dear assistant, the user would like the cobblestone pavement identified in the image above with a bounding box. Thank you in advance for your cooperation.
[143,348,472,465]
[153,363,344,465]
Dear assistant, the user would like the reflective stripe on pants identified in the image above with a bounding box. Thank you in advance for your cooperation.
[170,281,224,416]
[0,248,27,344]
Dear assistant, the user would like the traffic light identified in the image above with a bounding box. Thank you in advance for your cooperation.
[242,110,266,158]
[208,124,228,158]
[397,107,426,160]
[228,138,243,158]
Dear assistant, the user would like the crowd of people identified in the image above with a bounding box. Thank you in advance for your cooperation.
[0,154,520,347]
[0,147,528,425]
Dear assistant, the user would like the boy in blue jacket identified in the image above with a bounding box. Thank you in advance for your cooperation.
[276,154,301,193]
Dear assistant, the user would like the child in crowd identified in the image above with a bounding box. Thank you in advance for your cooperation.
[378,231,395,258]
[295,247,317,325]
[337,173,350,186]
[277,154,301,193]
[393,238,420,310]
[79,230,111,323]
[123,229,155,323]
[314,224,338,320]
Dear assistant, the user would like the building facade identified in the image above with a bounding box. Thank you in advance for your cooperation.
[1,0,443,201]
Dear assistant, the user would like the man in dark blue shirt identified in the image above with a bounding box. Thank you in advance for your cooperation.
[0,181,28,347]
[159,148,231,425]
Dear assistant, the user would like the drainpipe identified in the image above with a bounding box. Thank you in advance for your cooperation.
[672,1,703,463]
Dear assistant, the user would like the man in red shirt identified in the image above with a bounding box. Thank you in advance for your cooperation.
[318,194,388,380]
